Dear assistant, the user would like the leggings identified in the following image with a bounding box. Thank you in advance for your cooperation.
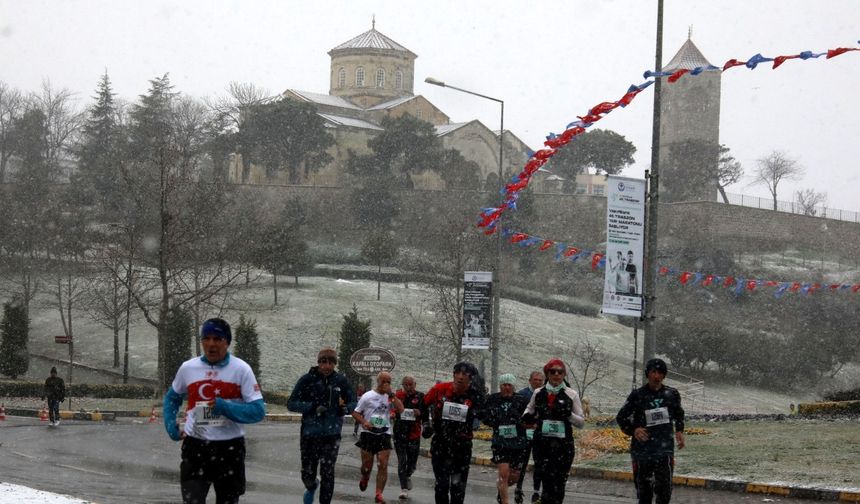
[394,437,420,489]
[430,437,473,504]
[300,435,341,504]
[533,437,574,504]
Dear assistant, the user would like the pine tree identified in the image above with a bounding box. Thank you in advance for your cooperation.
[163,306,192,384]
[0,299,29,379]
[234,315,261,380]
[337,304,372,391]
[74,72,122,210]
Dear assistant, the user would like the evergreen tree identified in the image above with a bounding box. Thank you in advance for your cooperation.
[337,304,372,391]
[234,315,261,380]
[163,306,192,385]
[74,72,123,210]
[0,298,29,379]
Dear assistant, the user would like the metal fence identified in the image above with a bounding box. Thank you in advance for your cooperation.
[723,192,860,223]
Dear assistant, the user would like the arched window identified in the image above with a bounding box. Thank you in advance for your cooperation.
[338,68,346,88]
[356,67,365,87]
[395,71,403,90]
[376,68,385,88]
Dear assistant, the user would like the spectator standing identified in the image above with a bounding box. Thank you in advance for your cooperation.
[43,366,65,427]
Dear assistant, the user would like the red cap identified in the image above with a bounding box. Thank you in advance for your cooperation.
[543,358,565,375]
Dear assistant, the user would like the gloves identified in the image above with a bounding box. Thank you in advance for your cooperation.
[422,424,434,439]
[315,405,328,416]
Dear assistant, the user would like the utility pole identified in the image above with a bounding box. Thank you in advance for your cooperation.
[643,0,664,372]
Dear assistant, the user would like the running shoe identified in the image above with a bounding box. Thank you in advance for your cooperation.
[359,475,369,492]
[303,479,318,504]
[532,492,541,503]
[375,490,386,503]
[398,489,408,500]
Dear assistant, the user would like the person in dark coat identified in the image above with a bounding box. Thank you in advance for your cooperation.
[288,347,357,504]
[485,373,530,504]
[616,358,685,504]
[43,367,65,426]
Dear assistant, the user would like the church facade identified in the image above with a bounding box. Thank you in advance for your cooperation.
[229,23,532,190]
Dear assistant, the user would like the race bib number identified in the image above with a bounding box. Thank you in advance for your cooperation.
[526,428,535,440]
[645,407,670,427]
[193,404,225,427]
[370,414,388,428]
[441,401,469,423]
[400,409,416,421]
[499,424,517,438]
[541,420,565,438]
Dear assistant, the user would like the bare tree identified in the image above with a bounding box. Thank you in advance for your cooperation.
[794,188,827,216]
[0,81,24,184]
[752,150,804,211]
[716,144,743,203]
[566,336,616,401]
[31,80,83,180]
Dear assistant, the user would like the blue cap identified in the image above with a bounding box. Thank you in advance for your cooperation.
[200,318,232,344]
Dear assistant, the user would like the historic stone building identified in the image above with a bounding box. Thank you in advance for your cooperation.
[229,22,532,189]
[658,35,722,202]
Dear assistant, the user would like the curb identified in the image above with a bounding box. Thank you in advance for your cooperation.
[418,448,860,501]
[6,407,115,421]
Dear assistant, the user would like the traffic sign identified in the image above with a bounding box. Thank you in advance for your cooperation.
[349,347,396,376]
[54,335,71,344]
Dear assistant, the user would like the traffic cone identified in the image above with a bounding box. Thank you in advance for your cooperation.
[0,403,6,421]
[39,407,48,422]
[148,406,157,424]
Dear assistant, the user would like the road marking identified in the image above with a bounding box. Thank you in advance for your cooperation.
[11,450,38,460]
[55,463,112,476]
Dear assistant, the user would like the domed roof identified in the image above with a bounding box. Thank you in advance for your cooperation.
[329,21,415,57]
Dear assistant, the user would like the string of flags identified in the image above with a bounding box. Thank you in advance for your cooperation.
[476,41,860,235]
[500,227,860,299]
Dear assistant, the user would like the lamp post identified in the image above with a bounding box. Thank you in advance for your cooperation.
[425,76,504,391]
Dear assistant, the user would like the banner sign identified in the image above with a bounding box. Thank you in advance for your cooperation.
[462,271,493,349]
[602,176,646,317]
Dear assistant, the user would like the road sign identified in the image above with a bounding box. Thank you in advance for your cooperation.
[54,335,71,344]
[349,347,396,376]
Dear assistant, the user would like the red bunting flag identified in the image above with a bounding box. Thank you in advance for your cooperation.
[510,233,529,244]
[539,240,554,251]
[790,282,802,293]
[659,266,670,276]
[723,276,735,287]
[703,275,714,286]
[577,113,603,124]
[564,247,580,257]
[591,253,604,270]
[679,272,693,285]
[853,285,860,293]
[827,47,860,59]
[772,55,800,68]
[668,69,690,82]
[766,281,779,287]
[532,149,556,160]
[746,280,757,291]
[722,59,747,70]
[590,102,620,115]
[505,179,529,194]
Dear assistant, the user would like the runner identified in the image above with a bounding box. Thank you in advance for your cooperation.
[392,375,425,500]
[163,318,266,504]
[423,361,486,504]
[288,347,357,504]
[516,371,545,503]
[522,358,585,504]
[351,371,404,504]
[484,373,530,504]
[616,358,685,504]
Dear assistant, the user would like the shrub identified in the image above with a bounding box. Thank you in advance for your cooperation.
[0,380,155,399]
[798,400,860,415]
[823,387,860,402]
[0,299,29,379]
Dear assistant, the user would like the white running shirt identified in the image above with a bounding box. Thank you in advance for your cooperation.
[354,390,393,435]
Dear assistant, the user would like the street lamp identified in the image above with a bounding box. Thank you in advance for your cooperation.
[425,76,505,392]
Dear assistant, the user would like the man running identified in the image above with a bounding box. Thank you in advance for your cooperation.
[163,318,266,504]
[485,373,530,504]
[616,358,685,504]
[352,371,404,504]
[522,359,585,504]
[43,366,65,427]
[393,375,425,500]
[423,361,486,504]
[516,371,545,503]
[288,347,357,504]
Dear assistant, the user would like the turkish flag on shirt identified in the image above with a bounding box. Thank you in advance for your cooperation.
[187,380,242,408]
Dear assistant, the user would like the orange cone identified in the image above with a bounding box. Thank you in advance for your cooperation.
[0,403,6,421]
[39,407,48,422]
[148,406,157,423]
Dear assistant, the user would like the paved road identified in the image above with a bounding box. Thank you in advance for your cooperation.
[0,416,819,503]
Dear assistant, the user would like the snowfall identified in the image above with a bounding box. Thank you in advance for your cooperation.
[0,483,91,503]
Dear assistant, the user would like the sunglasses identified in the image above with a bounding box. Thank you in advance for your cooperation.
[318,358,336,364]
[547,368,565,375]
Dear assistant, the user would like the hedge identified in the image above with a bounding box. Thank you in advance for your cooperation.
[797,400,860,415]
[823,388,860,402]
[0,380,155,399]
[263,390,290,406]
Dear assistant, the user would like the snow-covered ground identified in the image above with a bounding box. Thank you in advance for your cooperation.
[0,483,91,504]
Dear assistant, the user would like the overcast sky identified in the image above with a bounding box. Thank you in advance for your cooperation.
[1,0,857,210]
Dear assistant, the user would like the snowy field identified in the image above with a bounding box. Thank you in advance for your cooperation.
[15,273,830,414]
[0,483,90,504]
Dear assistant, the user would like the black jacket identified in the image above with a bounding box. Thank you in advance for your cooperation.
[44,376,65,402]
[287,366,356,438]
[616,384,684,459]
[483,392,529,449]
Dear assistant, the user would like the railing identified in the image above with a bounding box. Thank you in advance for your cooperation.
[723,192,860,223]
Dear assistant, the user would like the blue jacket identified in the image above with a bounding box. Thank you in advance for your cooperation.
[288,366,356,438]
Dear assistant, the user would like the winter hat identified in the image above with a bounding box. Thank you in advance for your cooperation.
[499,373,517,386]
[645,358,668,375]
[50,366,57,374]
[317,347,338,364]
[543,358,566,375]
[200,318,232,345]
